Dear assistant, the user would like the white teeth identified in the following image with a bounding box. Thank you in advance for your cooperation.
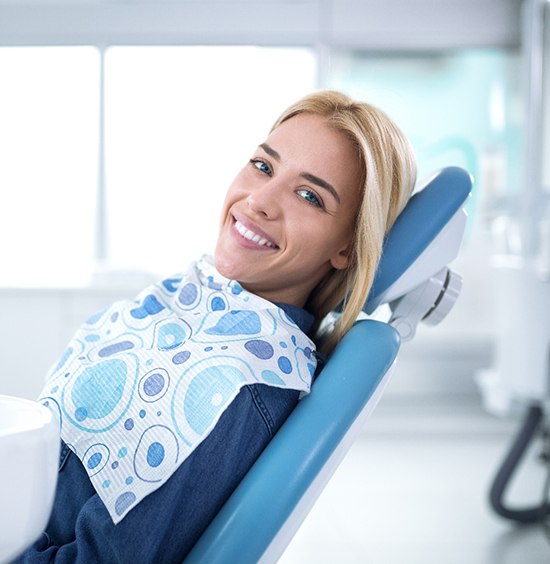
[235,220,275,248]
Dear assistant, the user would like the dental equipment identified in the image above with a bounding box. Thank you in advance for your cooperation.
[0,395,60,562]
[184,166,472,564]
[480,0,550,524]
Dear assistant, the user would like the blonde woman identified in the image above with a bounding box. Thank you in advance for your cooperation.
[17,90,415,563]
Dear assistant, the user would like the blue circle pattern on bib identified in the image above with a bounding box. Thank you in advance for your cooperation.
[39,257,316,523]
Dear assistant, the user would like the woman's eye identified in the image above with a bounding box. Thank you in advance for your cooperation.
[250,159,272,176]
[297,189,323,209]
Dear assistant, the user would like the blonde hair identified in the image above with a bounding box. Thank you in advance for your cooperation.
[271,91,417,354]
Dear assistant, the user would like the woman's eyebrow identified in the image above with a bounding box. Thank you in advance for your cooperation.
[259,143,280,161]
[300,172,341,204]
[259,142,341,205]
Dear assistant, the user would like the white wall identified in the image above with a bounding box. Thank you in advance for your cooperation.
[0,287,135,399]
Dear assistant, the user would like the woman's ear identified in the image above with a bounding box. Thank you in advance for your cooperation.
[330,245,352,270]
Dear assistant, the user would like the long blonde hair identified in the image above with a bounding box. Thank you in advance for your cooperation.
[271,91,417,354]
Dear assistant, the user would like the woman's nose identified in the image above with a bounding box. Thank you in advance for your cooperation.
[247,180,282,219]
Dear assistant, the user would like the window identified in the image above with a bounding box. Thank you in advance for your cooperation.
[3,45,520,286]
[0,47,99,286]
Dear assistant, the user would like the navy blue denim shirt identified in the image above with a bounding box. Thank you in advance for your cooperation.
[14,303,314,564]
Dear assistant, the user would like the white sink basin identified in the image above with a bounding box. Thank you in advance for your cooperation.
[0,395,59,562]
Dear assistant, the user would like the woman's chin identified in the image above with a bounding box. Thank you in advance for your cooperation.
[213,252,237,281]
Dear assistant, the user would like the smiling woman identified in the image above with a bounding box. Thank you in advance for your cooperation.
[15,90,416,563]
[215,113,362,310]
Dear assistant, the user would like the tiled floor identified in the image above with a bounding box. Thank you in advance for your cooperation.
[279,399,550,564]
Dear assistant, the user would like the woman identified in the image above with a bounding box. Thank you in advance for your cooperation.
[16,90,416,562]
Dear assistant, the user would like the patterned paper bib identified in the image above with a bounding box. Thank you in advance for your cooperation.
[39,256,316,523]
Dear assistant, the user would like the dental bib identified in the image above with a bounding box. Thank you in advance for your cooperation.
[39,256,316,523]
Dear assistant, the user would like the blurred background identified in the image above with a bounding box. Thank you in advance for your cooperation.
[0,1,549,562]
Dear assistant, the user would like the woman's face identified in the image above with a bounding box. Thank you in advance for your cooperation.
[215,112,362,308]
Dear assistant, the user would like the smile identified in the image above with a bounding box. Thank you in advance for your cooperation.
[234,219,277,248]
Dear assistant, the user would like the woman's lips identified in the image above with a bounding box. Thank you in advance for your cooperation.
[231,214,278,249]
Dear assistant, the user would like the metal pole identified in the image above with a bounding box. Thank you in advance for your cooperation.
[520,0,546,257]
[95,45,108,267]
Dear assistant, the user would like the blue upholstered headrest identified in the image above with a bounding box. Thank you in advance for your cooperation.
[364,166,472,312]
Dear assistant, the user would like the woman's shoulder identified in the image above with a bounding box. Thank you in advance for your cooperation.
[244,384,300,438]
[274,302,315,335]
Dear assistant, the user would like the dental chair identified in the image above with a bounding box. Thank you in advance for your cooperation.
[184,166,473,564]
